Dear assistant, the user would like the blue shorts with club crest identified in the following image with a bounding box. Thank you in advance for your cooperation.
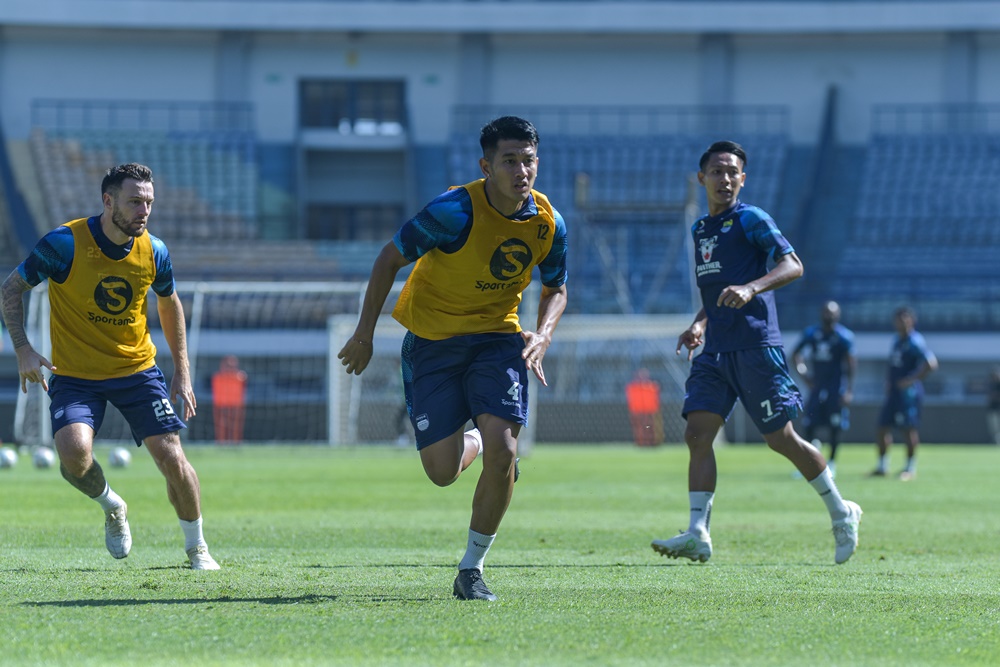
[878,386,922,429]
[48,366,187,446]
[682,347,803,434]
[401,331,529,450]
[802,389,850,432]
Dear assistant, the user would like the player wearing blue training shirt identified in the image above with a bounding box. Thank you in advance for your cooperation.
[650,141,862,565]
[1,163,219,570]
[338,116,568,601]
[792,301,857,477]
[871,306,937,481]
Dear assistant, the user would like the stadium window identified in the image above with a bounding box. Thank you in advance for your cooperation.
[299,80,406,134]
[306,204,403,241]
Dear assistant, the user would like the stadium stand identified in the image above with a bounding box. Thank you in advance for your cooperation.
[22,99,350,280]
[30,128,257,242]
[830,105,1000,331]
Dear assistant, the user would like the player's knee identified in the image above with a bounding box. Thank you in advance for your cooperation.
[59,458,91,481]
[763,429,800,457]
[425,467,459,487]
[482,443,515,473]
[683,426,715,452]
[420,453,461,487]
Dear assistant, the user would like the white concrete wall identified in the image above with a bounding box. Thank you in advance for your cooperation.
[0,23,991,145]
[0,27,217,137]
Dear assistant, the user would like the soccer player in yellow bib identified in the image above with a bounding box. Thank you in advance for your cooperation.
[338,116,568,601]
[1,163,219,570]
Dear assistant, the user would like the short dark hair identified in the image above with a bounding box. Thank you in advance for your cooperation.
[479,116,539,158]
[699,141,747,172]
[894,306,916,321]
[101,163,153,197]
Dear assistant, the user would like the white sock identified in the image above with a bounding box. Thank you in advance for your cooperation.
[808,467,849,520]
[466,428,484,457]
[688,491,714,536]
[904,457,917,473]
[95,483,124,513]
[877,454,889,472]
[179,516,206,551]
[458,529,495,572]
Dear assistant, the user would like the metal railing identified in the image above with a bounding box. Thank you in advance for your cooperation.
[873,104,1000,135]
[31,99,254,134]
[452,104,789,138]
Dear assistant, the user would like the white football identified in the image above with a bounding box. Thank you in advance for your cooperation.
[0,447,17,469]
[32,446,56,469]
[109,447,132,468]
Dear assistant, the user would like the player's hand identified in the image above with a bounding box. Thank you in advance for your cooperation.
[676,326,704,361]
[841,390,853,406]
[338,337,373,376]
[716,284,755,309]
[521,330,551,386]
[15,346,55,393]
[171,371,197,421]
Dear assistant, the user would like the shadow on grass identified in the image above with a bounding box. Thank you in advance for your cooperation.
[21,593,409,607]
[304,562,679,569]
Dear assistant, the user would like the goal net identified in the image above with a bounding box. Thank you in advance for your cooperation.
[15,282,696,447]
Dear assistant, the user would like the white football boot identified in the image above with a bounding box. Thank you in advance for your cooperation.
[104,503,132,559]
[651,531,712,563]
[833,500,863,564]
[187,545,221,570]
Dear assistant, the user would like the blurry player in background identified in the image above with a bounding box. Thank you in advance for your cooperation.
[791,301,856,478]
[1,163,219,570]
[651,141,862,565]
[871,306,937,481]
[338,116,568,601]
[988,367,1000,445]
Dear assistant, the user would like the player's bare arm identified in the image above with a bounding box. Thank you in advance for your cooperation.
[843,353,858,405]
[676,309,708,361]
[521,283,567,386]
[898,357,937,389]
[717,251,804,309]
[338,242,412,376]
[1,270,56,391]
[158,291,197,420]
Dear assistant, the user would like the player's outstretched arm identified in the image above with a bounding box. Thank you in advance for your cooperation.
[338,242,411,376]
[521,283,567,387]
[158,291,197,420]
[1,270,55,392]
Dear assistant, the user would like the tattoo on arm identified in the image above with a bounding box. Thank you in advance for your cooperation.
[60,460,109,498]
[1,273,33,349]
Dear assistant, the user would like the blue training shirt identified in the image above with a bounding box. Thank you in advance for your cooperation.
[18,216,176,296]
[793,324,855,396]
[393,186,569,289]
[692,201,794,354]
[887,331,935,396]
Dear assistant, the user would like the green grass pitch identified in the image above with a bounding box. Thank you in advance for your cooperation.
[2,442,998,666]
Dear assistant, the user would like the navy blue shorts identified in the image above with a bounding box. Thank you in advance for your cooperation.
[401,331,529,450]
[682,347,802,434]
[48,366,187,446]
[802,389,850,431]
[878,388,922,429]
